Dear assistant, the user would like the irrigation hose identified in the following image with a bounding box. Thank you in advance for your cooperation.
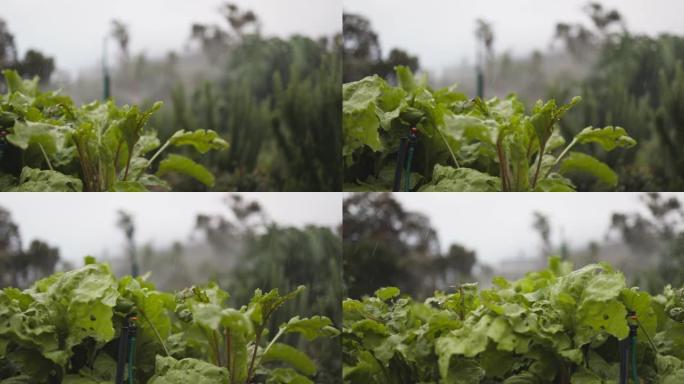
[115,323,129,384]
[393,137,408,192]
[128,335,137,384]
[404,146,415,192]
[630,335,638,383]
[619,335,628,384]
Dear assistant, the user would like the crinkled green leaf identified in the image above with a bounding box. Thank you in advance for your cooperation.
[168,129,229,154]
[265,367,314,384]
[342,76,384,157]
[420,165,501,191]
[6,121,66,155]
[375,287,400,301]
[113,181,148,191]
[282,316,340,340]
[10,167,82,192]
[575,126,637,151]
[148,356,229,384]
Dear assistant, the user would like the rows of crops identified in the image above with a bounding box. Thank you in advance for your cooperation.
[0,258,338,383]
[343,66,637,192]
[343,257,684,383]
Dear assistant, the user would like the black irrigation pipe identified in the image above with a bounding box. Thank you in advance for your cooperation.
[619,311,641,384]
[115,313,138,384]
[392,127,418,192]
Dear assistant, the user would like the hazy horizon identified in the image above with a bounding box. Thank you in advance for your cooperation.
[343,0,684,75]
[387,192,679,266]
[0,193,342,264]
[1,0,341,76]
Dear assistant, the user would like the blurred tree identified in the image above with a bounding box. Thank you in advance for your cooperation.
[475,19,494,54]
[272,39,342,190]
[133,53,147,81]
[342,13,419,82]
[195,194,266,250]
[226,224,342,383]
[587,241,600,263]
[660,233,684,290]
[171,27,341,191]
[0,20,18,68]
[608,192,684,290]
[116,210,138,277]
[444,244,477,276]
[190,3,260,63]
[0,206,60,288]
[475,19,495,97]
[225,194,266,230]
[220,2,260,37]
[475,19,495,62]
[432,244,477,292]
[343,193,477,299]
[191,23,230,63]
[0,18,55,86]
[374,48,420,83]
[20,240,59,286]
[343,192,437,298]
[584,2,625,36]
[342,13,380,82]
[17,49,55,82]
[552,2,624,60]
[110,19,130,62]
[549,17,684,191]
[532,211,552,257]
[525,50,546,98]
[0,206,22,287]
[553,23,596,59]
[609,193,682,253]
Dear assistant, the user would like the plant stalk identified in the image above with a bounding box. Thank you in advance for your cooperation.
[531,143,546,188]
[139,309,170,356]
[226,328,235,384]
[437,129,460,168]
[246,328,264,383]
[38,143,54,171]
[134,139,172,181]
[496,138,511,191]
[114,139,123,174]
[544,137,578,179]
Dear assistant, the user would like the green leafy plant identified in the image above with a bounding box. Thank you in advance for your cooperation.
[0,258,339,383]
[0,70,228,191]
[665,285,684,322]
[343,257,684,383]
[169,285,339,384]
[343,66,636,191]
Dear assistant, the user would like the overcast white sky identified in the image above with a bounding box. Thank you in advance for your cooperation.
[1,0,341,75]
[344,0,684,74]
[0,193,342,264]
[3,192,679,268]
[390,192,678,264]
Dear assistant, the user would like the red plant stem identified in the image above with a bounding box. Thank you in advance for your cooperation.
[246,328,263,383]
[531,143,546,188]
[113,140,123,175]
[226,328,234,383]
[496,139,510,191]
[123,156,132,181]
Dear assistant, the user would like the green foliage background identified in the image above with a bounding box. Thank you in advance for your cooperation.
[161,35,342,191]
